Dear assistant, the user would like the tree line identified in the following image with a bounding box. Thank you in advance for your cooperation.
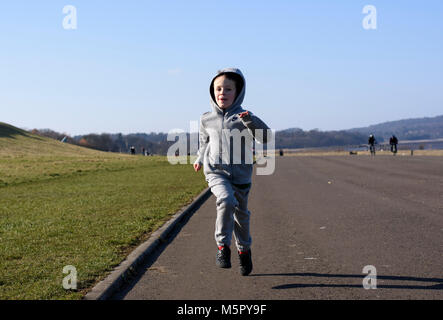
[275,128,367,149]
[30,127,368,155]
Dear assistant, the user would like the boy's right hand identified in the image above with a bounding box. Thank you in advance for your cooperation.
[193,163,202,172]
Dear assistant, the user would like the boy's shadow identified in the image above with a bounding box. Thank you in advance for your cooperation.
[250,273,443,290]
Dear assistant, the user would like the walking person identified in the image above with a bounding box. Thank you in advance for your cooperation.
[368,134,376,156]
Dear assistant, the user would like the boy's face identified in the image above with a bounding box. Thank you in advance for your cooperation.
[213,75,237,109]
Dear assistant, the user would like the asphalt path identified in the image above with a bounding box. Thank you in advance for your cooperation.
[112,155,443,300]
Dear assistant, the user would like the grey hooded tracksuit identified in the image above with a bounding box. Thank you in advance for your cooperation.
[194,68,271,252]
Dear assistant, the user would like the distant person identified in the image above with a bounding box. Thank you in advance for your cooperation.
[193,68,271,276]
[368,134,376,155]
[390,135,398,154]
[130,146,135,155]
[279,149,284,156]
[368,134,376,146]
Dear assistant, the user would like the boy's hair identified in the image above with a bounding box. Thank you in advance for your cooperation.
[211,72,244,101]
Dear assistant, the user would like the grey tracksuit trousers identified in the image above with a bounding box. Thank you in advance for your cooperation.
[207,174,252,252]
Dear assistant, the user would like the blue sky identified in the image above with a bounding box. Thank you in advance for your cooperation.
[1,0,442,135]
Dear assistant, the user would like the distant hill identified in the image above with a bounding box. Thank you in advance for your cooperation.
[0,122,108,157]
[277,115,443,148]
[347,115,443,142]
[0,121,29,138]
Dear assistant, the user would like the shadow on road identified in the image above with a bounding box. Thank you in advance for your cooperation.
[250,273,443,290]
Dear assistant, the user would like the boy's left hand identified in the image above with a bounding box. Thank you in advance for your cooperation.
[238,111,249,118]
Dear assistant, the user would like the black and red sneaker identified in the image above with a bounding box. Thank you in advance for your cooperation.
[238,249,253,276]
[216,245,231,268]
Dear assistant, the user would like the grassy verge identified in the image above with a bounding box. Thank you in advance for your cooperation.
[0,125,207,299]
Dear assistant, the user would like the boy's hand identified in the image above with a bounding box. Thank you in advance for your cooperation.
[238,111,249,118]
[193,163,202,172]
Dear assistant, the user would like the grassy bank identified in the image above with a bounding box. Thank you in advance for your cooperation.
[0,123,206,299]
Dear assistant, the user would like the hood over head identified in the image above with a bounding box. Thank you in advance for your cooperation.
[209,68,246,115]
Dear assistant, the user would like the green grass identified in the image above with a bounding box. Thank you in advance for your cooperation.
[0,123,207,299]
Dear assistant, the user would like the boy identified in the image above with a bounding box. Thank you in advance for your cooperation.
[193,68,271,276]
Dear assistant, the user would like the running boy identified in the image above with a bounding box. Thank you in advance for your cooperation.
[193,68,271,276]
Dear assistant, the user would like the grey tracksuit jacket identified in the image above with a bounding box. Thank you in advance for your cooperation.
[194,68,271,185]
[195,68,271,251]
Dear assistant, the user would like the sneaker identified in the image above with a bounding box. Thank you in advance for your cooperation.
[216,245,231,268]
[238,249,253,276]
